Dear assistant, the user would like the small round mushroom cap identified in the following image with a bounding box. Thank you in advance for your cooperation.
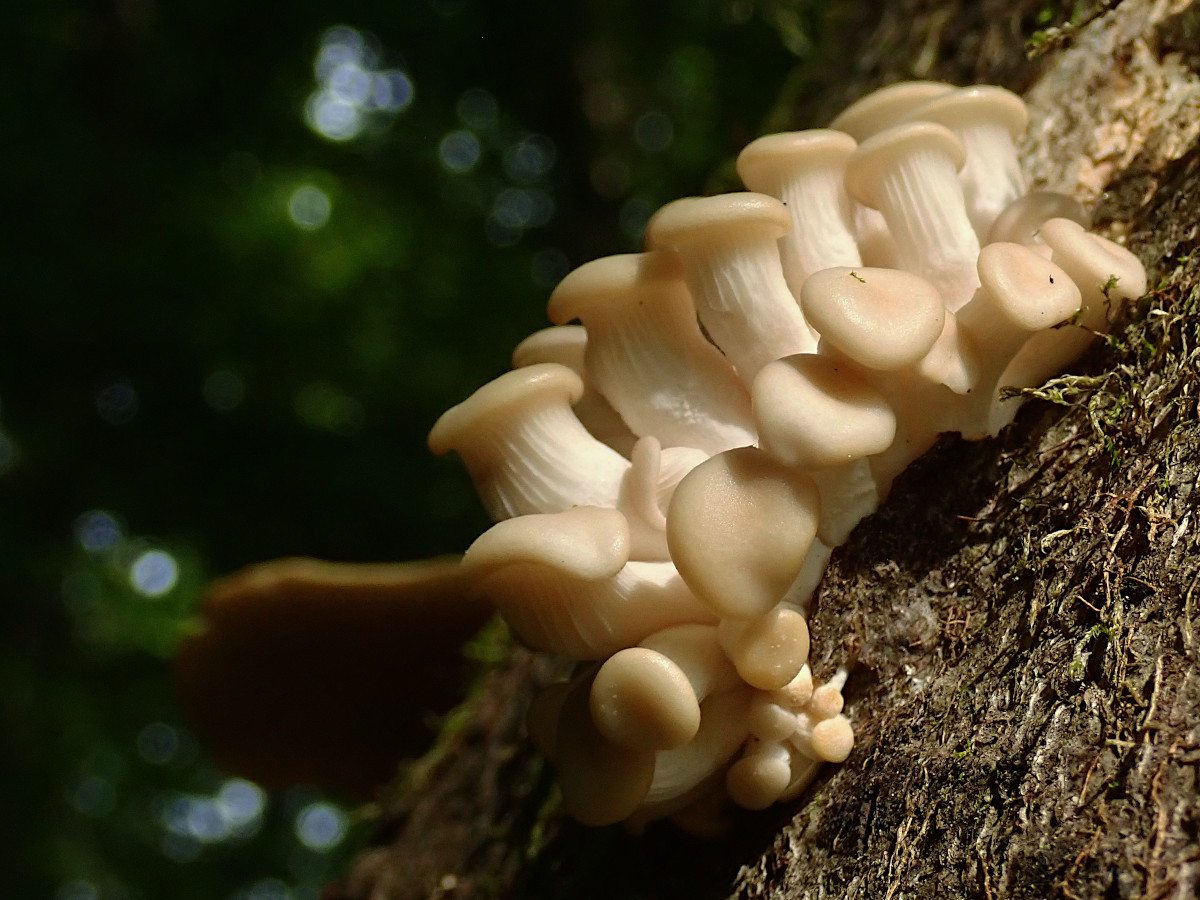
[752,354,897,471]
[666,447,821,619]
[772,663,814,707]
[987,191,1091,246]
[726,741,793,810]
[843,121,967,211]
[463,506,629,582]
[590,647,701,751]
[644,192,791,251]
[748,692,800,742]
[428,363,582,456]
[801,267,945,370]
[511,325,588,370]
[829,81,956,141]
[976,241,1082,332]
[735,130,857,194]
[546,250,684,324]
[904,85,1027,140]
[809,714,855,763]
[718,607,810,690]
[555,671,656,826]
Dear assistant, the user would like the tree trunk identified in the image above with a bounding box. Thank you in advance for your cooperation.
[329,1,1200,897]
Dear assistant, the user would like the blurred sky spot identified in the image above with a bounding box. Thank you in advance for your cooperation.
[438,130,481,174]
[306,25,412,142]
[76,510,122,553]
[294,801,347,851]
[129,549,179,598]
[288,186,332,230]
[96,381,138,425]
[136,722,180,765]
[217,778,267,830]
[502,135,555,182]
[372,70,413,112]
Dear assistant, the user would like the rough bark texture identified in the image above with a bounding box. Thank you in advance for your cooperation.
[329,1,1200,897]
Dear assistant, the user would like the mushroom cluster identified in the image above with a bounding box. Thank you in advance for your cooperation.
[425,82,1146,830]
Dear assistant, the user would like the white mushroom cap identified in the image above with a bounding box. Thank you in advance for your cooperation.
[829,80,956,141]
[986,191,1091,246]
[511,325,638,456]
[726,739,793,810]
[555,669,656,826]
[589,623,737,751]
[645,193,818,379]
[844,121,981,310]
[465,507,715,660]
[717,607,810,690]
[736,130,862,293]
[791,711,855,763]
[666,447,821,619]
[546,251,756,455]
[752,353,897,471]
[747,691,801,742]
[800,267,945,371]
[428,363,630,521]
[902,86,1029,240]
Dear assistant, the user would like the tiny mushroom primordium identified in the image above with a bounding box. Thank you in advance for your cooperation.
[400,81,1145,831]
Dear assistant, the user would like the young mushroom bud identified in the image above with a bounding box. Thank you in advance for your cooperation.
[666,446,821,619]
[844,121,981,310]
[645,193,818,380]
[718,606,811,690]
[736,130,862,295]
[546,251,756,455]
[589,623,737,750]
[512,325,638,456]
[463,506,715,660]
[902,86,1029,241]
[791,712,855,764]
[726,739,794,810]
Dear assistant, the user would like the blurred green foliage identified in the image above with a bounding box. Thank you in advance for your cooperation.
[1,0,821,896]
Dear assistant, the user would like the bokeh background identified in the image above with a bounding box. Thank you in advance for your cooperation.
[0,1,834,896]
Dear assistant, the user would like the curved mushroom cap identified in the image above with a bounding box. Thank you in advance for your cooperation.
[462,506,629,582]
[752,354,897,471]
[904,85,1027,139]
[546,250,684,325]
[976,242,1082,332]
[666,447,821,619]
[843,121,967,211]
[829,81,955,141]
[644,192,791,251]
[556,671,656,826]
[427,363,583,455]
[511,325,588,370]
[726,741,793,810]
[1039,217,1148,307]
[986,191,1091,246]
[809,714,855,763]
[801,267,945,370]
[589,647,701,750]
[718,608,810,690]
[735,130,857,194]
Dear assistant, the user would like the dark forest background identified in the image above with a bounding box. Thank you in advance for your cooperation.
[0,1,859,896]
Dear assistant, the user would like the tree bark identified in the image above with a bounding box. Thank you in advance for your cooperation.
[330,1,1200,897]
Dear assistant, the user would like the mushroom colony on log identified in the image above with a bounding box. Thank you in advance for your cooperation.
[419,81,1147,830]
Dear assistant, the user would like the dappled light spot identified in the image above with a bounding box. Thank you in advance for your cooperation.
[502,134,556,182]
[438,129,481,174]
[76,510,122,553]
[130,549,179,598]
[305,25,413,143]
[288,185,332,231]
[137,721,181,765]
[294,800,347,851]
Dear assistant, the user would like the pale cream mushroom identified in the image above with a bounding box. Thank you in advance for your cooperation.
[726,738,793,810]
[512,325,637,456]
[829,80,956,142]
[751,352,896,548]
[902,86,1029,241]
[955,241,1082,437]
[791,712,855,764]
[736,130,862,295]
[986,191,1091,247]
[463,506,715,660]
[844,121,980,310]
[546,251,756,455]
[645,193,817,380]
[666,446,821,619]
[1001,217,1147,402]
[717,606,811,690]
[589,623,738,750]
